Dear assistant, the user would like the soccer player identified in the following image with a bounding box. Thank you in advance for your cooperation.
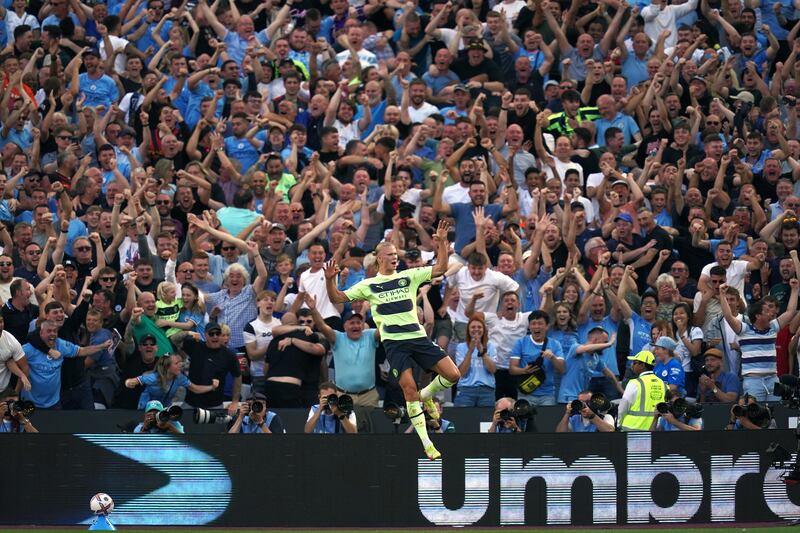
[323,221,460,460]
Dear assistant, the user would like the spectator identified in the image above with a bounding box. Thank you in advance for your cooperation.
[509,310,564,406]
[124,353,219,409]
[696,348,739,403]
[453,313,497,407]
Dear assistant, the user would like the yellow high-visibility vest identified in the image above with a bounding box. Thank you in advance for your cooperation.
[620,371,665,431]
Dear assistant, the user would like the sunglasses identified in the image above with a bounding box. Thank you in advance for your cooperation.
[221,246,236,251]
[180,269,195,274]
[156,200,171,205]
[100,277,116,282]
[0,262,12,267]
[207,331,222,337]
[76,246,91,252]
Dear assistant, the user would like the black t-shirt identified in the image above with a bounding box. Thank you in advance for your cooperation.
[114,353,156,409]
[265,330,329,388]
[184,337,241,408]
[451,58,503,83]
[2,301,38,345]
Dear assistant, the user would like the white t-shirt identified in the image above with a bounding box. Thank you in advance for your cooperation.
[407,102,440,123]
[484,311,531,369]
[335,48,378,69]
[544,157,584,188]
[377,188,425,219]
[299,268,340,319]
[333,119,361,150]
[243,316,280,377]
[674,326,704,372]
[700,260,750,300]
[99,34,131,75]
[442,183,471,205]
[448,268,520,323]
[6,11,39,43]
[492,0,526,26]
[0,330,25,391]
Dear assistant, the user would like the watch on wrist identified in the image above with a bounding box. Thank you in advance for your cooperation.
[712,387,719,394]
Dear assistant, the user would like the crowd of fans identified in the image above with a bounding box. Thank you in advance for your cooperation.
[0,0,798,435]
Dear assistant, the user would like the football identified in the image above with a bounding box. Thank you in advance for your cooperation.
[89,493,114,515]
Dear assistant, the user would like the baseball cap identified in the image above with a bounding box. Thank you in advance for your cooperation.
[83,48,101,58]
[206,321,223,334]
[145,400,164,412]
[628,350,655,365]
[120,126,136,137]
[614,212,634,224]
[704,348,724,359]
[453,83,469,93]
[611,179,630,189]
[731,91,755,103]
[341,310,363,322]
[269,223,287,233]
[544,80,559,89]
[690,75,707,85]
[253,392,268,402]
[63,258,77,269]
[654,336,678,352]
[139,333,157,345]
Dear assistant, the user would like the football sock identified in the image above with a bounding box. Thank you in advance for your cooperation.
[419,375,456,402]
[407,400,432,449]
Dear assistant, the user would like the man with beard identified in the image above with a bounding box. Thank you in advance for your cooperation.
[20,320,111,409]
[434,178,518,257]
[76,49,118,110]
[400,79,439,125]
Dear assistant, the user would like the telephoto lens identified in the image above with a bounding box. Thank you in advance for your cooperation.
[656,402,670,414]
[570,399,585,415]
[251,401,264,414]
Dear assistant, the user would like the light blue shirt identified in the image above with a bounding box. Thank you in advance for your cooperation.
[578,317,619,377]
[21,338,80,408]
[136,372,191,410]
[332,329,378,392]
[76,73,119,110]
[509,335,564,398]
[224,136,261,173]
[216,206,261,238]
[595,112,641,147]
[454,341,497,388]
[558,345,608,403]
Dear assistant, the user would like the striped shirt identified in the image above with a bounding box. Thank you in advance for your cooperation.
[737,319,780,376]
[343,266,432,341]
[546,107,601,137]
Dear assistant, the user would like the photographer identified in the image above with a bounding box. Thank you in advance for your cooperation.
[304,381,357,434]
[726,395,776,430]
[487,397,536,433]
[696,348,739,403]
[0,390,37,433]
[556,391,615,433]
[228,393,285,434]
[651,393,703,431]
[133,401,185,434]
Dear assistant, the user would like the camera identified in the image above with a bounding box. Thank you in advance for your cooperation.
[325,393,353,415]
[251,400,265,414]
[194,408,233,425]
[156,405,183,425]
[398,201,415,219]
[733,401,772,427]
[383,402,406,421]
[571,393,611,417]
[4,400,34,418]
[499,399,536,421]
[774,375,800,407]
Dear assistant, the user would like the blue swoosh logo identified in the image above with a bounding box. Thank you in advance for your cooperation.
[75,434,231,525]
